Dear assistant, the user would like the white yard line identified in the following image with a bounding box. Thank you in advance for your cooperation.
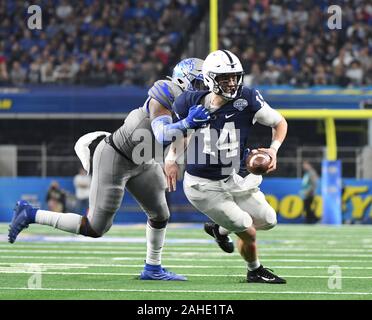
[3,244,372,253]
[2,255,372,263]
[2,249,372,258]
[1,270,372,279]
[0,256,109,260]
[0,287,371,296]
[1,233,372,243]
[0,235,212,244]
[1,262,372,270]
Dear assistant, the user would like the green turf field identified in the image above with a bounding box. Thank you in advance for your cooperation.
[0,222,372,300]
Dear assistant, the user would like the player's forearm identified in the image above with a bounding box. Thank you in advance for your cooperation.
[151,115,188,145]
[149,97,187,144]
[270,117,288,152]
[165,135,189,164]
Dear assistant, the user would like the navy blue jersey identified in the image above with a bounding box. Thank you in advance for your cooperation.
[173,87,265,180]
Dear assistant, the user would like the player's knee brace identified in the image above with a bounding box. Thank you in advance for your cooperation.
[147,207,170,224]
[148,218,168,229]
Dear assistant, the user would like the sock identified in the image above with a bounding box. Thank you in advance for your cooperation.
[218,225,229,236]
[28,208,38,223]
[247,259,261,271]
[145,222,166,266]
[35,210,83,234]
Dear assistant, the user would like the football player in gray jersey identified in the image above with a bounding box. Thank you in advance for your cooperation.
[8,58,210,281]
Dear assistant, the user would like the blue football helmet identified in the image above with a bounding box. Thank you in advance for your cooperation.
[170,58,207,91]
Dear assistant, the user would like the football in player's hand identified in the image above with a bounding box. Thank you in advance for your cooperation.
[245,149,271,175]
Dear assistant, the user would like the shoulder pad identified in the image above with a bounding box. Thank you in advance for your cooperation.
[148,80,182,110]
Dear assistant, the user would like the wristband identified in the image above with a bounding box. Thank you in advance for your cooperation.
[270,140,281,152]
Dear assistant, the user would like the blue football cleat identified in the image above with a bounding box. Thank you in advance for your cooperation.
[140,265,187,281]
[8,200,36,244]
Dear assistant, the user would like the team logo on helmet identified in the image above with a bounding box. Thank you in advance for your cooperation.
[171,58,205,91]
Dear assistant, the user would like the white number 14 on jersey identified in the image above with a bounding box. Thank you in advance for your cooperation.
[200,122,239,158]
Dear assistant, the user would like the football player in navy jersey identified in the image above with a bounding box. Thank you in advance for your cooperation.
[165,50,288,284]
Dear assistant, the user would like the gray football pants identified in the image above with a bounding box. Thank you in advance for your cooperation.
[86,139,170,235]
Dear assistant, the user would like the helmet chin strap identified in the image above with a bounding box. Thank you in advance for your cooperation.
[212,75,242,100]
[213,85,221,95]
[218,85,238,100]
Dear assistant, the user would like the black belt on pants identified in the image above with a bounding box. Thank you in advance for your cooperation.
[104,135,132,162]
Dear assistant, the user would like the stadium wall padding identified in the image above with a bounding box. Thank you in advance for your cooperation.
[0,177,371,224]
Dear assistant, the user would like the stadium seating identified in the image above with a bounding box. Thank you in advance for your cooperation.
[0,0,370,87]
[0,0,204,87]
[219,0,371,87]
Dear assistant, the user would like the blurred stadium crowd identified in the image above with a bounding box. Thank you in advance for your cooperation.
[0,0,371,88]
[222,0,371,87]
[0,0,203,87]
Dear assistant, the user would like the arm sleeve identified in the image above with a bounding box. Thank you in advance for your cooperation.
[253,102,282,127]
[251,90,282,127]
[151,115,188,145]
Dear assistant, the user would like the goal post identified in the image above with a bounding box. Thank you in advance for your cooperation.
[209,0,218,52]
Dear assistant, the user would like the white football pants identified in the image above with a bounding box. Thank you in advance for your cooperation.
[183,172,277,233]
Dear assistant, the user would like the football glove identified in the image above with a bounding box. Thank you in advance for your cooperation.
[184,105,210,129]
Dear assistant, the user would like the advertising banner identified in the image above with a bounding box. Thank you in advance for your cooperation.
[0,177,371,224]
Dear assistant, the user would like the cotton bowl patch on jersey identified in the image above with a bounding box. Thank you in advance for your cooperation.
[233,98,248,111]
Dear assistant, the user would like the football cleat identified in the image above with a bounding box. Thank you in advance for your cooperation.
[247,265,286,284]
[140,265,187,281]
[8,200,36,244]
[204,222,234,253]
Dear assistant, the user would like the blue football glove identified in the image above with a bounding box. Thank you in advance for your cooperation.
[184,105,210,129]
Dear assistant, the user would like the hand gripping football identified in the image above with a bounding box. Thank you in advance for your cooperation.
[245,149,271,175]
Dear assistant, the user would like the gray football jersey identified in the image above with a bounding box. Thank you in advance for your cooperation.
[112,79,183,163]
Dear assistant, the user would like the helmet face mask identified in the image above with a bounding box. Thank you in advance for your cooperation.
[203,50,245,100]
[214,72,244,99]
[190,77,208,91]
[171,58,206,91]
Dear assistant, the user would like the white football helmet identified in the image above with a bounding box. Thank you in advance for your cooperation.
[202,50,244,100]
[169,58,207,91]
